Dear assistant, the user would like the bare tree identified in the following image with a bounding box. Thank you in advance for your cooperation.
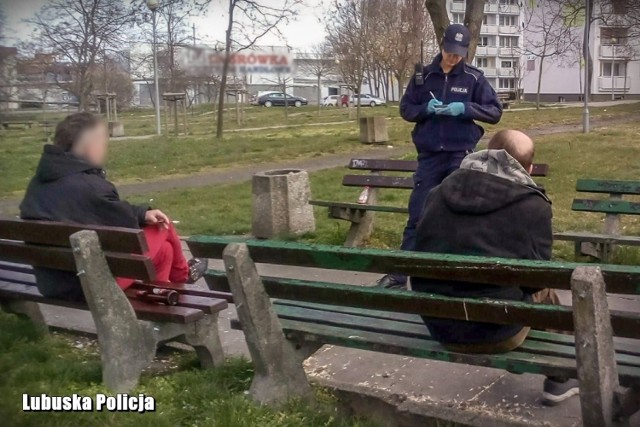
[0,4,6,42]
[215,0,301,138]
[28,0,133,110]
[424,0,484,62]
[522,0,581,109]
[299,42,335,115]
[327,0,372,120]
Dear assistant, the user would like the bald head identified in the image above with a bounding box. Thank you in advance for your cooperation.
[488,130,535,172]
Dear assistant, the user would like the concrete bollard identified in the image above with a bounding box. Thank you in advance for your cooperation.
[252,169,316,238]
[359,116,388,144]
[108,121,125,137]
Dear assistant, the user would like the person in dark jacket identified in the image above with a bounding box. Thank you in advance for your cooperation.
[377,23,503,289]
[20,112,207,301]
[411,129,579,406]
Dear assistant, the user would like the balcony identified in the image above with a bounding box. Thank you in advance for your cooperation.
[481,68,498,76]
[451,1,465,12]
[475,46,499,56]
[485,2,499,13]
[499,47,518,56]
[498,68,515,77]
[481,25,499,35]
[598,76,630,91]
[499,25,519,34]
[498,4,520,14]
[599,44,632,59]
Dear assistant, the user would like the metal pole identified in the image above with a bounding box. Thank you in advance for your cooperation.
[582,0,590,133]
[152,10,161,135]
[611,41,616,101]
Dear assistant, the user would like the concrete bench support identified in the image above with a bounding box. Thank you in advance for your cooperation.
[359,116,388,144]
[70,230,224,392]
[223,243,316,405]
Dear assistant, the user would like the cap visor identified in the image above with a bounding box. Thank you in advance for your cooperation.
[443,41,468,58]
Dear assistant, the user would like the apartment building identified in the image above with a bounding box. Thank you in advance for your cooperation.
[520,2,640,101]
[448,0,524,95]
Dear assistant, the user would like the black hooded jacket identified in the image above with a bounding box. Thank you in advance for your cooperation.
[411,168,552,345]
[20,144,149,300]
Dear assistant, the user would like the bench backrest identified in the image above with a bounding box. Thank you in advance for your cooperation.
[572,179,640,216]
[188,236,640,339]
[0,219,155,281]
[345,159,549,190]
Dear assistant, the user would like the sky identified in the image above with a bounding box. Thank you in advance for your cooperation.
[1,0,328,51]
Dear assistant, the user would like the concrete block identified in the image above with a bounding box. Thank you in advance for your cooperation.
[359,116,388,144]
[108,121,125,137]
[252,169,315,238]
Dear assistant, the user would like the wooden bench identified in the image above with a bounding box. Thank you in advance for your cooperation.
[310,158,550,247]
[1,121,35,130]
[187,236,640,424]
[553,179,640,262]
[0,219,229,392]
[498,93,511,109]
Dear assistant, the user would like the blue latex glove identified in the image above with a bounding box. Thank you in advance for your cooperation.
[436,102,465,116]
[426,98,443,114]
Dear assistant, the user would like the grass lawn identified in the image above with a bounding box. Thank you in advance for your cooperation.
[0,312,374,427]
[127,123,640,263]
[1,102,638,199]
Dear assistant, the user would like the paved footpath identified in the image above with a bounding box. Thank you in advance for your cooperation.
[39,247,640,427]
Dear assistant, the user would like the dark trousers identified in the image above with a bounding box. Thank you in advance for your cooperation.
[392,150,468,284]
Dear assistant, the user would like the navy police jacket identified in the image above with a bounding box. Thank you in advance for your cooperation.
[400,54,502,153]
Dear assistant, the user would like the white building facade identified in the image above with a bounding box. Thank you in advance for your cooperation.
[448,0,525,96]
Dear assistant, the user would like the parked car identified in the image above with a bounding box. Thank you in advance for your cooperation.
[351,94,386,107]
[258,92,308,107]
[322,95,340,107]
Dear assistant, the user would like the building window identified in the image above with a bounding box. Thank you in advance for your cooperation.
[601,61,626,77]
[600,27,627,45]
[478,36,489,47]
[476,58,489,68]
[499,15,518,26]
[526,59,536,71]
[499,78,515,89]
[500,36,519,47]
[501,60,513,68]
[499,0,517,5]
[452,13,464,24]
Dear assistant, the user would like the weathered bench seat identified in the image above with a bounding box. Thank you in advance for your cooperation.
[188,236,640,425]
[554,179,640,261]
[0,219,228,392]
[310,158,549,247]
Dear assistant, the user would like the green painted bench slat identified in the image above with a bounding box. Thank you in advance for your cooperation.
[553,231,640,245]
[203,270,640,339]
[188,238,640,295]
[572,199,640,215]
[279,318,640,388]
[576,179,640,195]
[273,299,640,356]
[308,200,408,214]
[273,302,640,368]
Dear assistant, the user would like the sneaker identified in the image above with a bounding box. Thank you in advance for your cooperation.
[541,378,579,406]
[186,258,208,284]
[375,274,407,290]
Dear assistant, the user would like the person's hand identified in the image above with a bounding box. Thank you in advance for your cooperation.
[426,98,443,114]
[436,102,465,117]
[145,209,170,229]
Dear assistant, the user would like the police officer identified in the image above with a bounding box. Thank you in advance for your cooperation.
[377,23,503,289]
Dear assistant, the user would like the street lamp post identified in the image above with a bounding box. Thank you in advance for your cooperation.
[147,0,161,135]
[582,0,591,133]
[611,37,618,101]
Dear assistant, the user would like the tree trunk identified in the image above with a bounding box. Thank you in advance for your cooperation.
[536,56,545,110]
[463,0,485,62]
[216,0,235,139]
[425,0,449,43]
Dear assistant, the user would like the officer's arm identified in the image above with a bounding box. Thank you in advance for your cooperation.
[463,76,503,124]
[400,75,430,123]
